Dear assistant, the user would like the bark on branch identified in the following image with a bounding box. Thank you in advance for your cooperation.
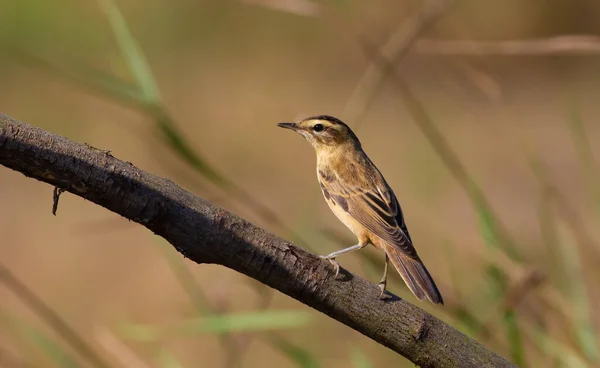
[0,114,514,368]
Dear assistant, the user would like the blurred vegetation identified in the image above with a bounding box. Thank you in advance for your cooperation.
[1,0,600,367]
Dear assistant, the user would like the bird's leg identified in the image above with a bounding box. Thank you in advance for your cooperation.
[319,243,368,278]
[319,243,368,259]
[377,253,389,299]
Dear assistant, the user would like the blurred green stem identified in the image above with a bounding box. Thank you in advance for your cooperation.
[0,263,111,368]
[393,75,521,260]
[567,104,600,218]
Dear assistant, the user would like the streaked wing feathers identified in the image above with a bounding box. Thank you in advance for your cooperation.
[320,170,418,259]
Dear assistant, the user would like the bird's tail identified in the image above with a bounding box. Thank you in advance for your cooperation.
[384,243,443,304]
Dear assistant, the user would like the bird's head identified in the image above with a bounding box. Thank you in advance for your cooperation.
[277,115,361,151]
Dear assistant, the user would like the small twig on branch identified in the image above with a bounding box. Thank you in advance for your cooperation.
[0,113,515,367]
[52,187,65,215]
[414,35,600,55]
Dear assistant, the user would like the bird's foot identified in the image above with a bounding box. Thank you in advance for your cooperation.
[319,255,341,279]
[377,281,387,299]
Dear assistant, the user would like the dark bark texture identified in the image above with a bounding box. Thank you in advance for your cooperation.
[0,114,515,368]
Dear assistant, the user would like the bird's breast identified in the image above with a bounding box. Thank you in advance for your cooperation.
[324,191,364,235]
[317,175,369,243]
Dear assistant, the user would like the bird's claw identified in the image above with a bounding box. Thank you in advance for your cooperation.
[377,282,387,299]
[319,255,341,279]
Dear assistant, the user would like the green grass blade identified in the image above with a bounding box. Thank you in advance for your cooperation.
[95,0,231,188]
[350,349,372,368]
[453,306,485,336]
[443,240,486,336]
[157,349,185,368]
[535,189,566,289]
[477,186,527,364]
[470,180,520,259]
[117,324,160,342]
[4,313,83,368]
[0,263,111,368]
[556,220,599,362]
[390,75,521,261]
[153,113,230,187]
[503,310,525,367]
[153,238,249,368]
[73,63,148,105]
[14,50,147,106]
[97,0,160,104]
[266,334,320,368]
[484,264,507,304]
[567,103,600,217]
[120,310,312,341]
[530,152,599,362]
[485,262,527,364]
[475,199,500,250]
[153,238,213,314]
[22,2,306,245]
[525,321,590,368]
[180,310,312,335]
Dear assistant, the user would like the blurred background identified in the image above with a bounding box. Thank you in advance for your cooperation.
[1,0,600,367]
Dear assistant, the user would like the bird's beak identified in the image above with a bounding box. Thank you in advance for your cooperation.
[277,122,299,130]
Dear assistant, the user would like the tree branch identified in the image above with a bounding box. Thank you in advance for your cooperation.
[0,114,514,368]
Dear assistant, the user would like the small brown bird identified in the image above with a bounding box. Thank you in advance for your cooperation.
[278,115,443,304]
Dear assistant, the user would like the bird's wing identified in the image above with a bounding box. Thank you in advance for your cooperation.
[320,169,419,259]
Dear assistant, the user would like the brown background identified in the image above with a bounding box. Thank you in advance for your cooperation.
[1,0,600,366]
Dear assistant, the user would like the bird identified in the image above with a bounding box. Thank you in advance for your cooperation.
[277,115,443,304]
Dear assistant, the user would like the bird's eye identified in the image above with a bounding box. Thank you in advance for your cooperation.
[313,124,324,132]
